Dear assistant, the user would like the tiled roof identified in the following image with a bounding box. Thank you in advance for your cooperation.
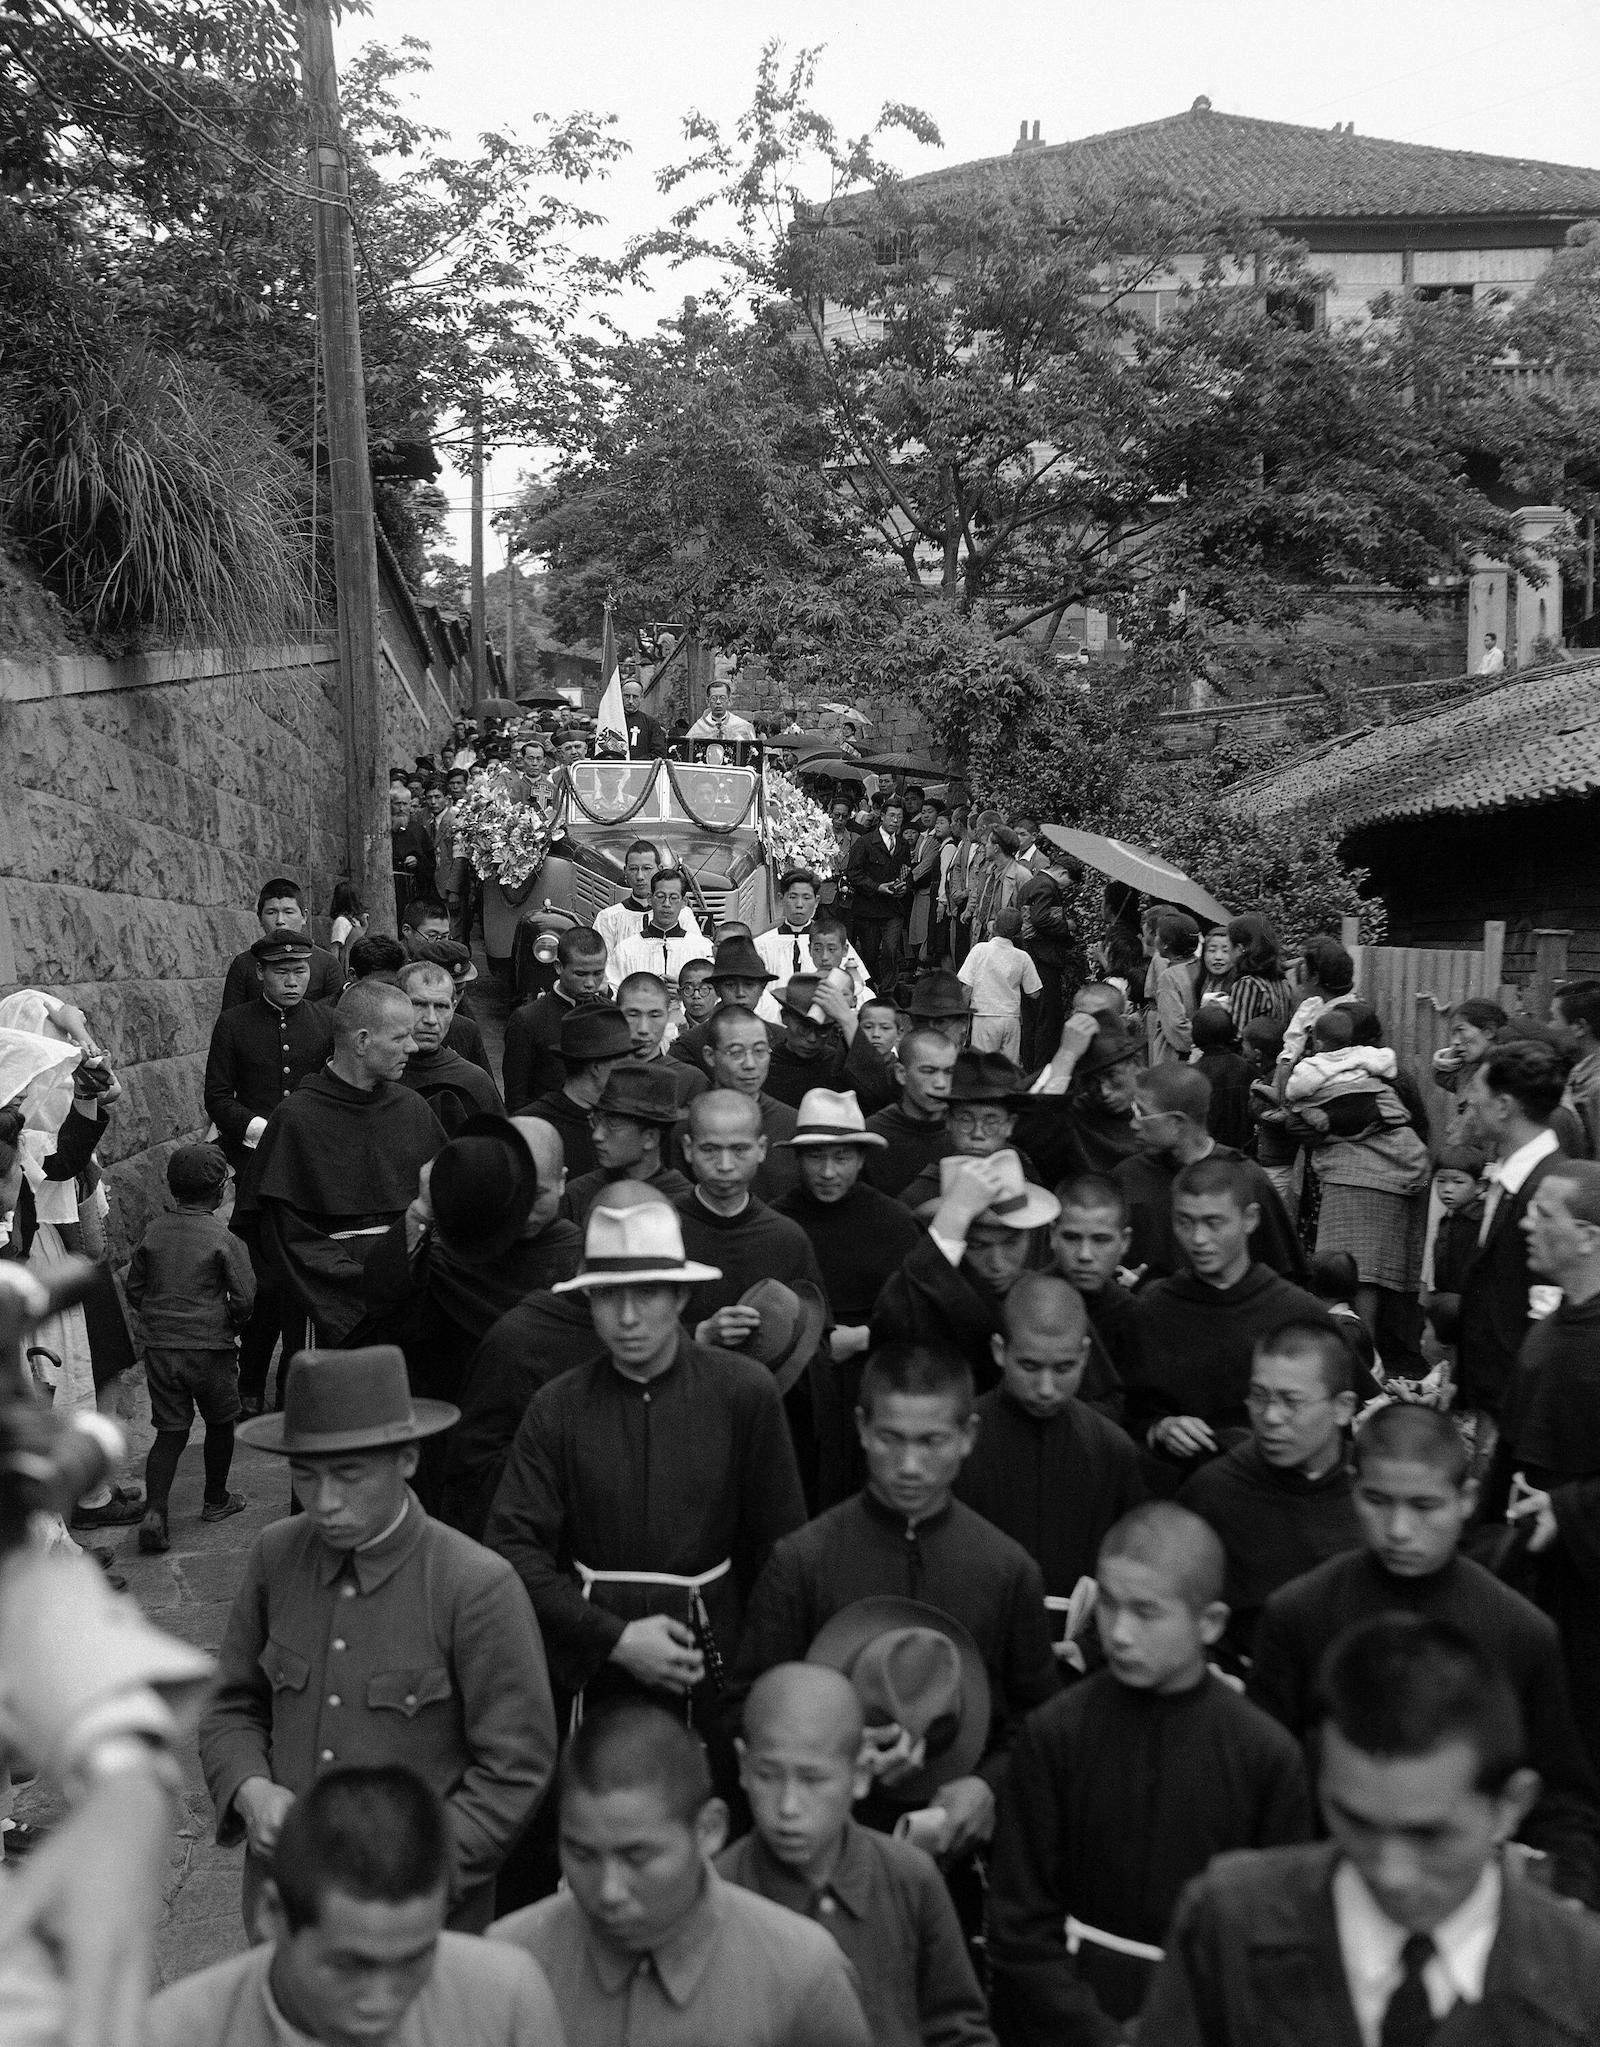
[853,105,1600,226]
[1222,660,1600,830]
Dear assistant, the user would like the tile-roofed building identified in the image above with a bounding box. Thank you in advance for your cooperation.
[1223,659,1600,830]
[1222,659,1600,980]
[866,101,1600,236]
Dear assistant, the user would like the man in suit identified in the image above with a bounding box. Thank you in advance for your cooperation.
[204,932,335,1412]
[1457,1039,1567,1421]
[621,677,668,759]
[219,878,344,1011]
[844,797,911,993]
[1140,1613,1600,2045]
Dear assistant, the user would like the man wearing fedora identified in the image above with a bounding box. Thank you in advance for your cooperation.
[764,973,895,1116]
[1008,1011,1146,1188]
[896,1048,1037,1215]
[525,1002,634,1179]
[561,1061,690,1230]
[237,980,446,1351]
[669,935,784,1074]
[395,959,505,1132]
[772,1090,925,1507]
[905,969,973,1052]
[872,1154,1062,1393]
[200,1347,557,1935]
[735,1339,1057,1877]
[484,1194,807,1774]
[204,929,336,1414]
[356,1116,579,1509]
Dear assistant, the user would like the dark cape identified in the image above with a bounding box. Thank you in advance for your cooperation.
[988,1671,1311,2039]
[860,1102,951,1198]
[672,1189,829,1323]
[241,1069,444,1341]
[764,1031,895,1115]
[956,1389,1147,1597]
[401,1046,505,1131]
[562,1164,691,1231]
[1010,1093,1141,1185]
[1113,1145,1308,1282]
[526,1087,601,1178]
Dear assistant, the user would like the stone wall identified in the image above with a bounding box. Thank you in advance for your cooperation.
[0,639,449,1262]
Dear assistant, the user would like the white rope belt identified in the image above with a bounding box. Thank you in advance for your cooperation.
[329,1226,390,1241]
[1065,1916,1165,1965]
[574,1558,732,1596]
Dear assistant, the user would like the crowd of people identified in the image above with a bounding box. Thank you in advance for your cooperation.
[5,700,1600,2045]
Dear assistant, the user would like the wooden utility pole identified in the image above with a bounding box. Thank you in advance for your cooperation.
[469,402,486,703]
[296,0,393,930]
[503,536,517,689]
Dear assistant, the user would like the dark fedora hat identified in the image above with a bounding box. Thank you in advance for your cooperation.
[237,1347,457,1456]
[773,974,826,1024]
[1074,1017,1142,1079]
[807,1596,990,1803]
[707,935,776,985]
[737,1278,828,1397]
[949,1049,1024,1102]
[429,1113,537,1262]
[560,1004,633,1063]
[908,969,972,1018]
[594,1062,683,1128]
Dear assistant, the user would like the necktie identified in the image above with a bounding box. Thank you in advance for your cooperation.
[1380,1932,1437,2047]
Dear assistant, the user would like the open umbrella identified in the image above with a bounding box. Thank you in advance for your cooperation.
[793,755,870,782]
[820,701,872,726]
[477,696,521,720]
[864,753,953,780]
[770,730,838,754]
[1039,825,1233,925]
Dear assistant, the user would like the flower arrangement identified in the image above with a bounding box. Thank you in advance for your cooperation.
[451,778,553,889]
[764,766,840,879]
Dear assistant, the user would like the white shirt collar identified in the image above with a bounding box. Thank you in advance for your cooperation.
[1487,1126,1559,1197]
[1332,1858,1500,2047]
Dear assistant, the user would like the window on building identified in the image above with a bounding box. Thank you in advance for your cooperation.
[1265,290,1324,332]
[1414,283,1475,305]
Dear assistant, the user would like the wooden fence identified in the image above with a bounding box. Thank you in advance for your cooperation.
[1337,917,1573,1144]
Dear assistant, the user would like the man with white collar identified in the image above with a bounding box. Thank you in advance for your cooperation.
[610,867,714,991]
[594,839,702,982]
[1459,1040,1568,1424]
[756,869,869,991]
[687,677,757,746]
[1141,1614,1600,2045]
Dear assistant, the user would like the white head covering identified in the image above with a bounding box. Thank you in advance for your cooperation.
[0,1000,86,1225]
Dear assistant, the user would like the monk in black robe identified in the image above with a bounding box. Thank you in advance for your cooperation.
[241,980,444,1345]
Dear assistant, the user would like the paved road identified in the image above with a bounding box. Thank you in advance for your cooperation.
[11,944,516,1984]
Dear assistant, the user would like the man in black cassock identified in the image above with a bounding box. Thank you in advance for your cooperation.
[501,927,609,1111]
[761,974,893,1115]
[357,1116,579,1511]
[527,1003,633,1179]
[396,959,504,1132]
[239,978,445,1349]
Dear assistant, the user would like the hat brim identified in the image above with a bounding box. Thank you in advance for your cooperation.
[784,1127,889,1149]
[738,1279,828,1398]
[961,1187,1062,1231]
[432,1115,539,1264]
[236,1399,460,1456]
[552,1260,723,1293]
[807,1595,991,1800]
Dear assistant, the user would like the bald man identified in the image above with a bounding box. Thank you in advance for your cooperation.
[240,978,446,1346]
[674,1091,829,1337]
[719,1664,994,2047]
[988,1504,1310,2044]
[955,1272,1145,1600]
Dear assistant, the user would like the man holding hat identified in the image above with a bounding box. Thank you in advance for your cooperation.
[872,1153,1062,1391]
[764,973,894,1116]
[356,1116,579,1508]
[484,1193,807,1769]
[1008,1011,1146,1188]
[773,1090,925,1507]
[200,1346,557,1933]
[526,1002,634,1179]
[220,878,345,1012]
[561,1062,690,1229]
[396,958,505,1131]
[896,1048,1036,1215]
[204,930,336,1412]
[235,978,445,1352]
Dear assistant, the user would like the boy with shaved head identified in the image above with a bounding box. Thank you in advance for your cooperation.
[955,1272,1145,1600]
[1250,1402,1600,1904]
[719,1665,994,2047]
[989,1504,1310,2043]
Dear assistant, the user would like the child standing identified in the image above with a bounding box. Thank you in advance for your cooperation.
[720,1662,995,2047]
[1423,1141,1488,1356]
[1190,1005,1253,1150]
[125,1142,254,1554]
[958,907,1041,1060]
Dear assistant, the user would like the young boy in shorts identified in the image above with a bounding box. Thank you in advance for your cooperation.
[125,1142,254,1553]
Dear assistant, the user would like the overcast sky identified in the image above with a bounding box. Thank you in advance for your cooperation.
[336,0,1600,557]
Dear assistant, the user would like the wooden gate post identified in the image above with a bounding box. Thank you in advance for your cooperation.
[1529,930,1572,1022]
[1479,921,1505,994]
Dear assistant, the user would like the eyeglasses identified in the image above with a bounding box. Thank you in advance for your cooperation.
[1245,1387,1330,1418]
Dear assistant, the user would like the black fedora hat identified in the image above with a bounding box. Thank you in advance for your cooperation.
[560,1004,633,1062]
[908,969,971,1018]
[949,1049,1024,1102]
[237,1348,458,1456]
[708,935,776,985]
[1074,1017,1142,1079]
[429,1113,538,1262]
[594,1062,683,1128]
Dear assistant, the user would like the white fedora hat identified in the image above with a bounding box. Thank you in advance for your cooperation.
[784,1088,888,1149]
[936,1148,1060,1230]
[552,1197,723,1292]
